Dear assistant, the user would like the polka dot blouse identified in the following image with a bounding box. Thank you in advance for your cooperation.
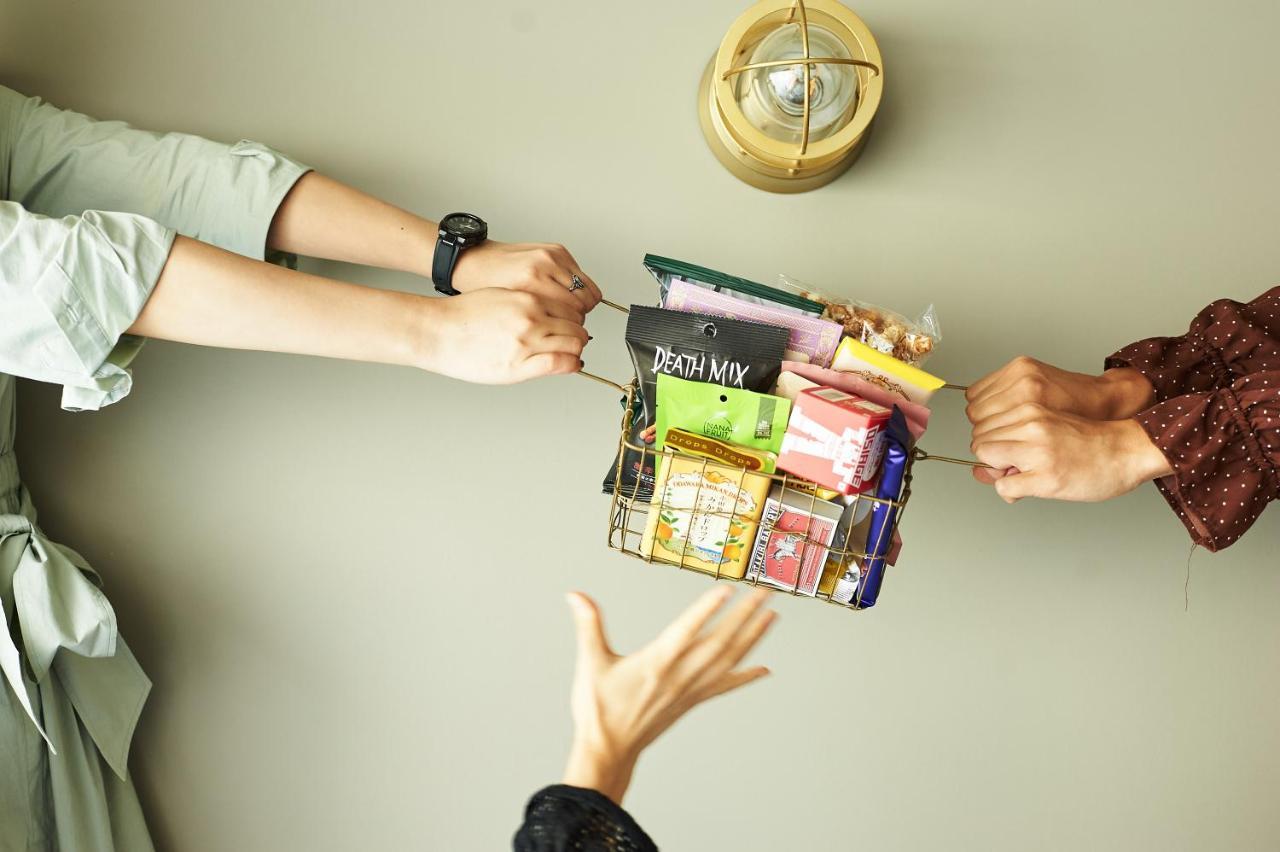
[1105,286,1279,551]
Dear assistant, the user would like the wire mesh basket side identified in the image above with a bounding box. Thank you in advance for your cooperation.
[605,381,914,611]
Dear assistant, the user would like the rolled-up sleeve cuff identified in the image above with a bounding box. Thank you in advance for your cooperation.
[220,141,310,263]
[33,210,175,411]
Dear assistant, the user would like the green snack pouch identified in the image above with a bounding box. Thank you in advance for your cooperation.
[655,374,792,464]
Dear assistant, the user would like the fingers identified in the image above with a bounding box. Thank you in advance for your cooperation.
[993,471,1044,503]
[653,586,733,656]
[967,386,1028,426]
[524,281,586,324]
[539,318,590,346]
[532,335,588,360]
[705,589,771,655]
[539,244,601,313]
[965,362,1014,403]
[566,592,614,665]
[566,263,603,310]
[717,604,777,672]
[677,590,774,689]
[970,402,1044,441]
[515,352,583,382]
[965,356,1039,407]
[701,665,772,701]
[971,420,1041,447]
[972,440,1033,473]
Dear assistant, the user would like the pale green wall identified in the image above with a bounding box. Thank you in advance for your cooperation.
[2,1,1278,849]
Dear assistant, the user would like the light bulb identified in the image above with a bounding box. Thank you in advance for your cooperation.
[737,22,859,145]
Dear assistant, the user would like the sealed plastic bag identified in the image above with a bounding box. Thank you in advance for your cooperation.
[776,274,941,366]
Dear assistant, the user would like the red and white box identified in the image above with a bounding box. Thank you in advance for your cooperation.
[777,387,891,495]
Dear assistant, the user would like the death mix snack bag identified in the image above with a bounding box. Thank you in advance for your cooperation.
[601,306,789,500]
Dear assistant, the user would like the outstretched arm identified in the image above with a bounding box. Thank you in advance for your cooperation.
[265,172,601,316]
[128,236,587,385]
[513,588,776,852]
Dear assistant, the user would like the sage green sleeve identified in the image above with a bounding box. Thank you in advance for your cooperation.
[0,85,310,411]
[4,86,310,261]
[0,200,174,412]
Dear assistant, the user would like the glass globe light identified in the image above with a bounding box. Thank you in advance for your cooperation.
[740,23,859,145]
[698,0,883,193]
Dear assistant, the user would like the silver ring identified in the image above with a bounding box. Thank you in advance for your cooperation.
[569,274,586,293]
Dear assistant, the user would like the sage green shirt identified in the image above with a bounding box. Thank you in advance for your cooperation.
[0,84,309,411]
[0,84,308,851]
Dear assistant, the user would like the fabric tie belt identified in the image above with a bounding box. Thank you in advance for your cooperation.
[0,450,150,780]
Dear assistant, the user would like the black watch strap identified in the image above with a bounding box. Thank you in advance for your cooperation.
[431,237,462,296]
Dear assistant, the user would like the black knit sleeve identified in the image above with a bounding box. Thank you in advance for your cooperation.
[513,785,658,852]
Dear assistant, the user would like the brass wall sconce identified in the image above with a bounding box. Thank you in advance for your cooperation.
[698,0,884,193]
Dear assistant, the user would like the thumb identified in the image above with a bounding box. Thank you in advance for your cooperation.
[566,592,612,664]
[993,471,1041,503]
[972,466,1001,485]
[972,465,1020,485]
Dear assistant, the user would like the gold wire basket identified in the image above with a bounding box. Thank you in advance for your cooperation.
[583,305,976,612]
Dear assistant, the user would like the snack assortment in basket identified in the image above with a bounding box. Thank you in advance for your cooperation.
[604,255,950,610]
[601,306,789,501]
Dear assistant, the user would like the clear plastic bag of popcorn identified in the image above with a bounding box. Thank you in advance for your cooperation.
[775,274,941,366]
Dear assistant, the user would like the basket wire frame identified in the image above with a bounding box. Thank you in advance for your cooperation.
[605,381,914,611]
[584,300,982,612]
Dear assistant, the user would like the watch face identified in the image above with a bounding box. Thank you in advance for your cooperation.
[441,213,488,240]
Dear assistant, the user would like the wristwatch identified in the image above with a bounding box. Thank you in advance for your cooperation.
[431,212,488,296]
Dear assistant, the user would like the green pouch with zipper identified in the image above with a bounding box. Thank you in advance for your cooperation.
[644,254,825,317]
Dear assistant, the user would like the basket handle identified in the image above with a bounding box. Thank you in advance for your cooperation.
[578,300,631,392]
[916,384,994,469]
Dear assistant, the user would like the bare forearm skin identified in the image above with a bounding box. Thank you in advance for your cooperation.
[265,172,435,278]
[128,235,431,369]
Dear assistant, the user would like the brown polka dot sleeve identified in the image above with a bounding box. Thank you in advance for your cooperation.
[1104,286,1280,400]
[1132,371,1279,551]
[1105,288,1280,551]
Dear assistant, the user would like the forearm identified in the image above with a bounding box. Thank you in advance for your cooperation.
[265,171,434,277]
[128,235,429,368]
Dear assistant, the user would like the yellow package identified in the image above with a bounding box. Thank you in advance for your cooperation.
[831,338,946,405]
[642,431,774,579]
